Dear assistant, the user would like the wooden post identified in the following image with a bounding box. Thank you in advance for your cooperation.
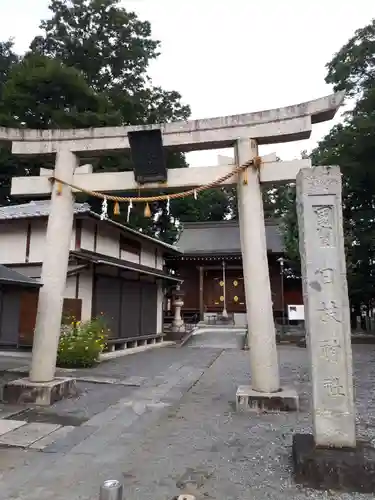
[199,265,204,321]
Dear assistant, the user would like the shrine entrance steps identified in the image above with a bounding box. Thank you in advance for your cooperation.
[184,325,247,350]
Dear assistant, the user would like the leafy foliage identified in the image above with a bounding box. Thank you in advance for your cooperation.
[280,18,375,306]
[325,19,375,97]
[57,317,108,368]
[1,53,121,129]
[30,0,159,95]
[27,0,195,239]
[0,40,18,101]
[0,0,203,240]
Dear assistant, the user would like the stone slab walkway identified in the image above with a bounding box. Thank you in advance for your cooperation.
[0,345,374,499]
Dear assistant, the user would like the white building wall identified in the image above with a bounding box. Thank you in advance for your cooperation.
[156,281,164,333]
[0,215,167,272]
[28,219,75,263]
[81,219,96,252]
[63,271,93,322]
[140,244,156,268]
[0,220,28,263]
[29,219,47,262]
[78,271,93,321]
[64,275,77,298]
[96,224,119,258]
[120,249,139,264]
[154,249,165,271]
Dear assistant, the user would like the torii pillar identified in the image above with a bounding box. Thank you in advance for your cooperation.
[1,92,344,406]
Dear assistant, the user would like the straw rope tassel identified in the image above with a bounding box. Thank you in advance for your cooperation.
[113,201,120,215]
[242,167,248,185]
[56,181,63,196]
[144,202,151,218]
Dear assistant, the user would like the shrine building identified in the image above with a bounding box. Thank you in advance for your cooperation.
[166,220,303,326]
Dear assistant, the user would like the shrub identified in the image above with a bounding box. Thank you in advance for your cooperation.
[56,317,108,368]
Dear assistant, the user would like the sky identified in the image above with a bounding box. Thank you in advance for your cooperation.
[0,0,374,166]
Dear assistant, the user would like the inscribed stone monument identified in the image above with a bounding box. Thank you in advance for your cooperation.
[291,166,375,493]
[296,165,355,448]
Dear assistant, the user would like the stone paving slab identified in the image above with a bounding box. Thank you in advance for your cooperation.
[5,367,147,387]
[0,422,61,447]
[30,425,75,450]
[0,405,25,420]
[0,419,26,436]
[43,425,99,454]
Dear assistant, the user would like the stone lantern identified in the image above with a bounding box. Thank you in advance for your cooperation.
[172,283,185,332]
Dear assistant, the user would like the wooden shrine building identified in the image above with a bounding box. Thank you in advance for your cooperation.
[166,220,303,325]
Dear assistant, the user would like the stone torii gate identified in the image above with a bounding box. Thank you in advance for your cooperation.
[1,91,344,408]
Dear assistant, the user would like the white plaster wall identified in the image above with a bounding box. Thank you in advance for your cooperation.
[96,225,119,258]
[120,249,139,264]
[0,214,163,273]
[0,220,28,263]
[63,271,93,322]
[81,219,96,252]
[155,249,165,271]
[28,219,75,262]
[64,275,77,298]
[78,271,93,321]
[156,280,164,334]
[140,244,156,268]
[29,219,47,262]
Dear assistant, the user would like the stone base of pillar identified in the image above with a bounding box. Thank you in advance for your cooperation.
[292,433,375,493]
[172,323,185,333]
[2,377,77,406]
[236,385,299,412]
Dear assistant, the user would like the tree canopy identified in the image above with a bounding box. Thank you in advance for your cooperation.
[280,18,375,307]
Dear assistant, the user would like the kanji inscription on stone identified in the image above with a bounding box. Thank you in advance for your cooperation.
[314,205,334,247]
[323,376,345,397]
[318,300,341,323]
[315,267,334,285]
[319,338,341,362]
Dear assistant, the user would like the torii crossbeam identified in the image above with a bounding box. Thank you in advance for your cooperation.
[4,92,344,410]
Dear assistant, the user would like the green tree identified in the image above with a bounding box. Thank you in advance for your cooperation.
[325,19,375,97]
[30,0,194,240]
[172,188,234,224]
[0,40,18,100]
[280,18,375,309]
[0,51,121,206]
[1,53,121,129]
[30,0,158,95]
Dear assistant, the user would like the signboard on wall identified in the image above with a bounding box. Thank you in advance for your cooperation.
[288,304,305,321]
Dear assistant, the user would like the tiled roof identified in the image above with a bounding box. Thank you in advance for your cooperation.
[0,265,41,287]
[175,220,283,255]
[0,200,90,220]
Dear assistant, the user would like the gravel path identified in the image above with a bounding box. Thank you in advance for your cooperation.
[0,344,374,499]
[109,345,375,499]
